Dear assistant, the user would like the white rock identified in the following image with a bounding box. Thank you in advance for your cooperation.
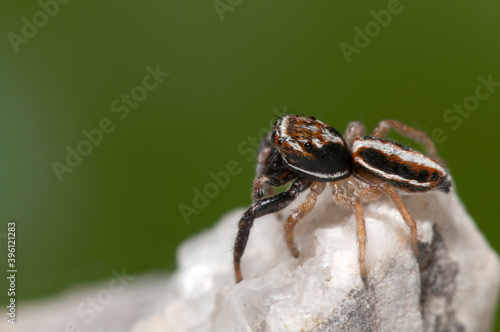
[4,188,498,332]
[0,273,169,332]
[133,188,500,332]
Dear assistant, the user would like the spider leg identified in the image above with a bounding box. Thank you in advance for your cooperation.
[234,177,312,282]
[356,185,383,201]
[255,132,274,176]
[371,119,444,166]
[382,183,420,258]
[344,121,365,147]
[353,199,367,282]
[285,181,326,257]
[331,181,370,283]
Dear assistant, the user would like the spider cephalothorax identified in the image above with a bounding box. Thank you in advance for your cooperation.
[273,116,353,182]
[233,115,451,283]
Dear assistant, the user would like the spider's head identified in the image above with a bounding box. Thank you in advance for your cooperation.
[272,115,353,182]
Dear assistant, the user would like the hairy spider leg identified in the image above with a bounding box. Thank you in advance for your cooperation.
[285,181,326,258]
[344,121,365,147]
[331,181,380,283]
[234,177,313,282]
[371,119,444,166]
[255,132,274,176]
[253,134,276,202]
[382,183,420,258]
[352,199,367,282]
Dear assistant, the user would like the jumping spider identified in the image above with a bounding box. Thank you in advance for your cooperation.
[233,115,451,283]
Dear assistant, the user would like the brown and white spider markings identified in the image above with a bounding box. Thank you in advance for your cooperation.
[233,115,451,283]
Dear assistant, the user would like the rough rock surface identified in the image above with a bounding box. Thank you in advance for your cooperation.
[3,188,498,332]
[0,274,169,332]
[133,188,500,332]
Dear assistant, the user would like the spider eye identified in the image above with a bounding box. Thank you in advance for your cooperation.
[304,142,313,150]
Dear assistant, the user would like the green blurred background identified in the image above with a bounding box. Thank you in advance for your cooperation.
[1,0,499,329]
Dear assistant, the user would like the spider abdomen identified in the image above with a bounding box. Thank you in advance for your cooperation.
[352,136,451,193]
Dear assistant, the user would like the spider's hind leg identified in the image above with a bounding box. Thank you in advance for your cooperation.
[344,121,365,147]
[382,183,420,258]
[371,119,444,166]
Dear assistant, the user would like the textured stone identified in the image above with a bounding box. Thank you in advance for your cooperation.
[133,188,500,332]
[5,188,498,332]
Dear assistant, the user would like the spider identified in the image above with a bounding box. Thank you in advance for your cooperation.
[233,115,451,283]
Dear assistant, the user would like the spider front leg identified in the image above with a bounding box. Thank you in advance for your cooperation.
[234,177,313,282]
[371,119,444,166]
[285,181,326,257]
